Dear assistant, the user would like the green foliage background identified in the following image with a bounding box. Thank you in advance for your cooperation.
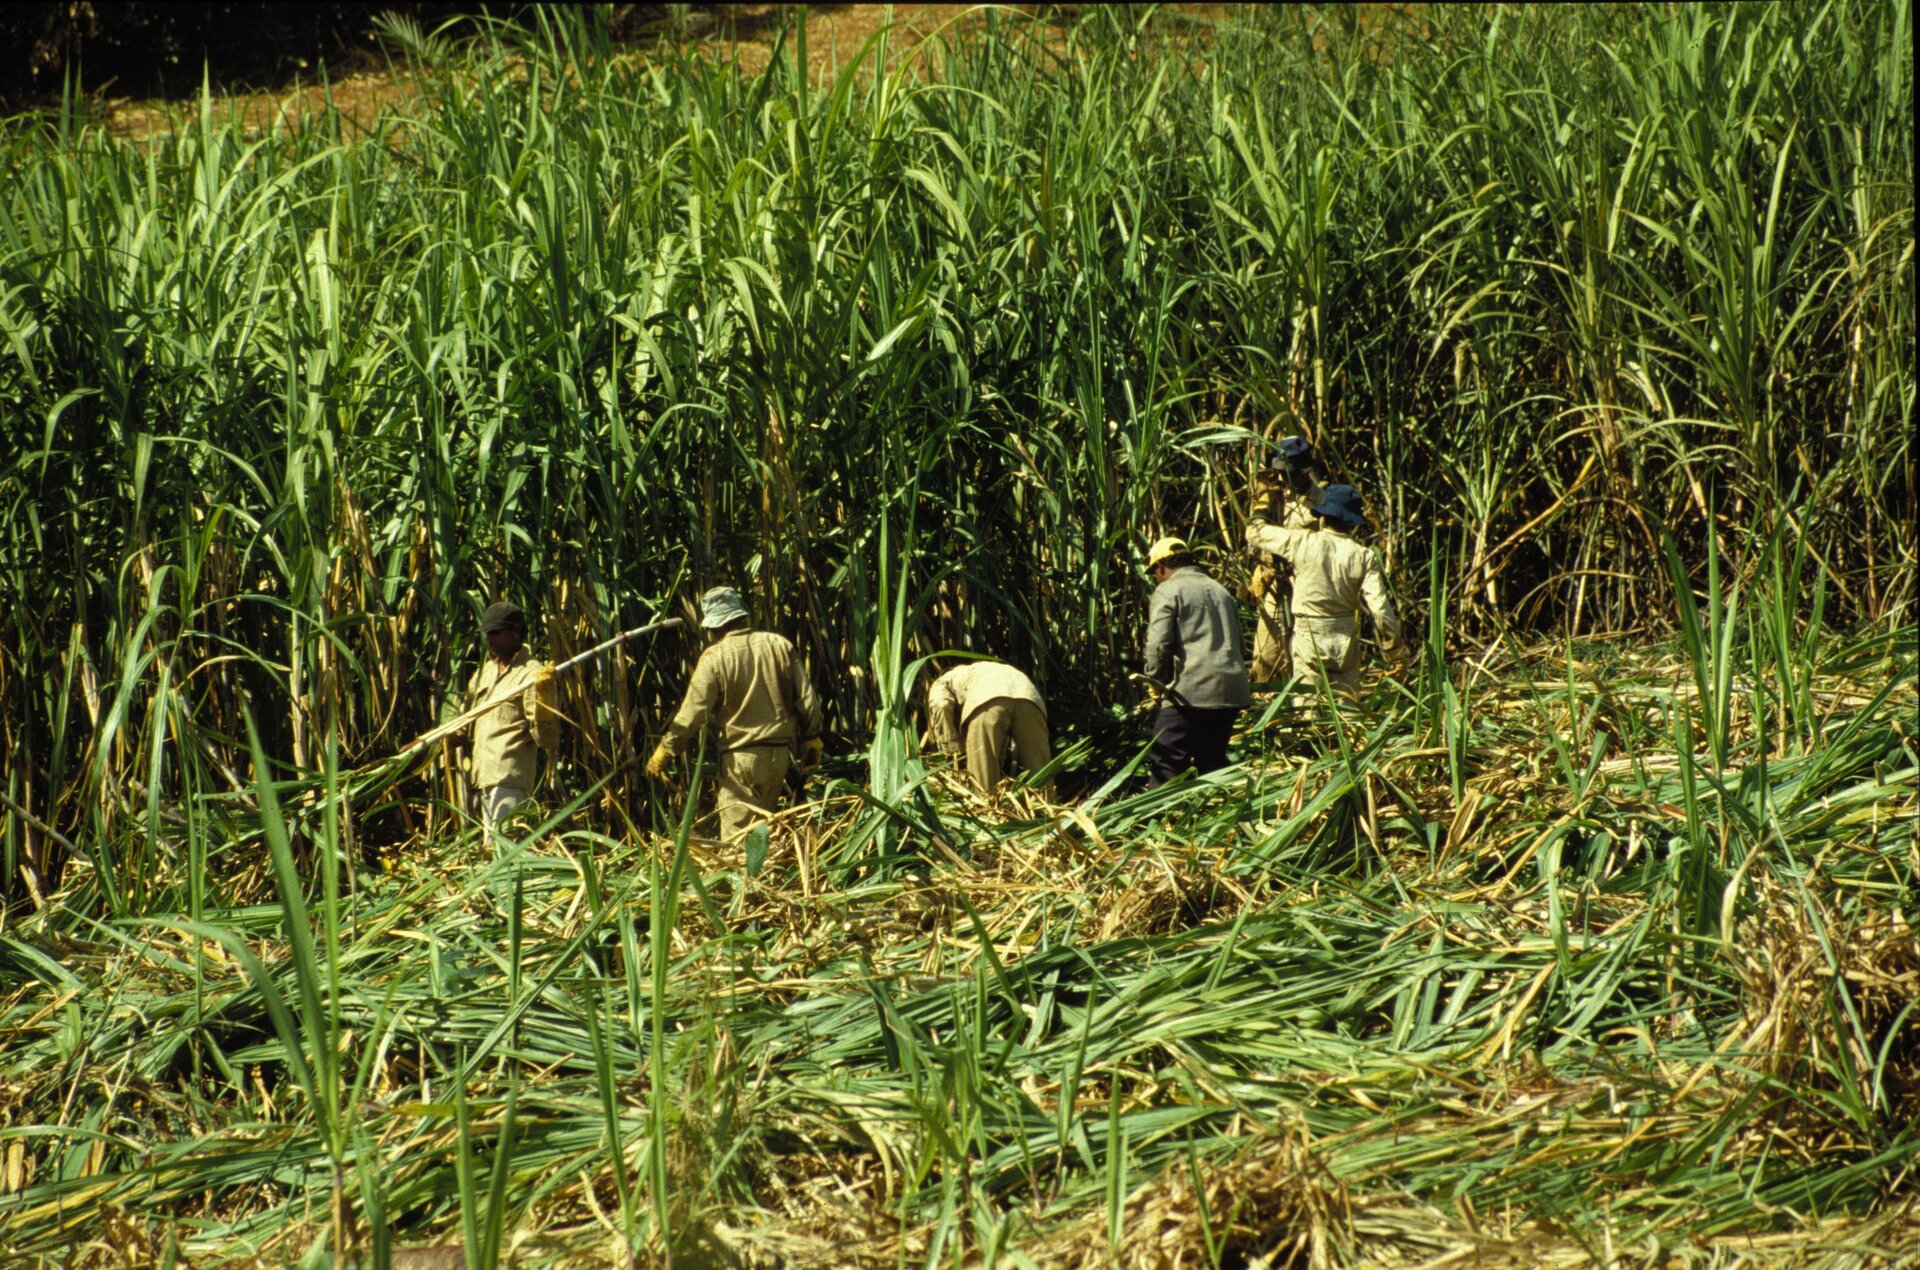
[1,4,1912,848]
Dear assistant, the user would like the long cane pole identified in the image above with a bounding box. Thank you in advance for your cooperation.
[331,617,688,823]
[400,617,686,759]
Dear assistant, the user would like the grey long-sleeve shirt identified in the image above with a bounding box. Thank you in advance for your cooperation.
[1142,566,1252,709]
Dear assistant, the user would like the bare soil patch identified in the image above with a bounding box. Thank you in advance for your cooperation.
[99,3,1032,141]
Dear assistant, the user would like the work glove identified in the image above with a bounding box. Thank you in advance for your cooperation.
[644,741,673,782]
[799,737,824,776]
[1248,562,1275,602]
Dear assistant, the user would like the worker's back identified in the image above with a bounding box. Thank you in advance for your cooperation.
[675,629,819,751]
[1284,531,1380,624]
[1144,566,1252,709]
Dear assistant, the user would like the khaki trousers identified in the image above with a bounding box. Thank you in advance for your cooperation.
[480,783,527,830]
[1251,588,1290,683]
[1292,618,1361,699]
[717,746,790,839]
[965,699,1052,798]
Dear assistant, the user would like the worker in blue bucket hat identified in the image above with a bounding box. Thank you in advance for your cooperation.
[1245,483,1408,699]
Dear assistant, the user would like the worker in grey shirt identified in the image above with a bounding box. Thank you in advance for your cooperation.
[1141,536,1252,785]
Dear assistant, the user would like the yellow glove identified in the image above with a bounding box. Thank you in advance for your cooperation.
[644,741,673,782]
[1248,562,1274,602]
[799,737,824,776]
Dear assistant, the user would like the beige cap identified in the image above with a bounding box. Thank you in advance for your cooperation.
[699,586,749,629]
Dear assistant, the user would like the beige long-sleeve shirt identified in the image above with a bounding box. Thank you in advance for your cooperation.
[926,661,1046,752]
[662,629,820,758]
[462,649,558,790]
[1280,480,1325,532]
[1252,481,1322,580]
[1245,519,1404,653]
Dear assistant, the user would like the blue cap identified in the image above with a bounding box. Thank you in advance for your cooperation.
[1278,435,1313,462]
[1312,485,1369,530]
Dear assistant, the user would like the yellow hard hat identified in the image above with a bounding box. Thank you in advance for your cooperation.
[1146,536,1189,568]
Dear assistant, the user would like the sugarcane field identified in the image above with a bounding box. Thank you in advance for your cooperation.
[0,2,1915,1265]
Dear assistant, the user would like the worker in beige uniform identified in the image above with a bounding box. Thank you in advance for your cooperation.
[1245,485,1407,698]
[645,586,823,839]
[1248,435,1326,685]
[923,660,1053,799]
[448,601,558,830]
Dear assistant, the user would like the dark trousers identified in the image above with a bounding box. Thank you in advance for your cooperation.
[1147,704,1240,786]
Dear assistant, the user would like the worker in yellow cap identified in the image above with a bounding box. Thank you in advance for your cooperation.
[444,600,558,830]
[1141,537,1251,785]
[646,586,823,839]
[1245,485,1406,698]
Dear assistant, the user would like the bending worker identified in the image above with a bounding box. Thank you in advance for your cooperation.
[646,586,823,839]
[1248,435,1327,685]
[1142,537,1252,785]
[923,659,1053,799]
[448,601,557,831]
[1245,484,1407,697]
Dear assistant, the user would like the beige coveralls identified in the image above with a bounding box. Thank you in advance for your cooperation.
[1244,518,1404,697]
[925,661,1053,798]
[661,629,821,838]
[460,650,558,828]
[1250,483,1323,683]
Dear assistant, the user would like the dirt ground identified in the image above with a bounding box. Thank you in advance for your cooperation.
[100,3,1050,140]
